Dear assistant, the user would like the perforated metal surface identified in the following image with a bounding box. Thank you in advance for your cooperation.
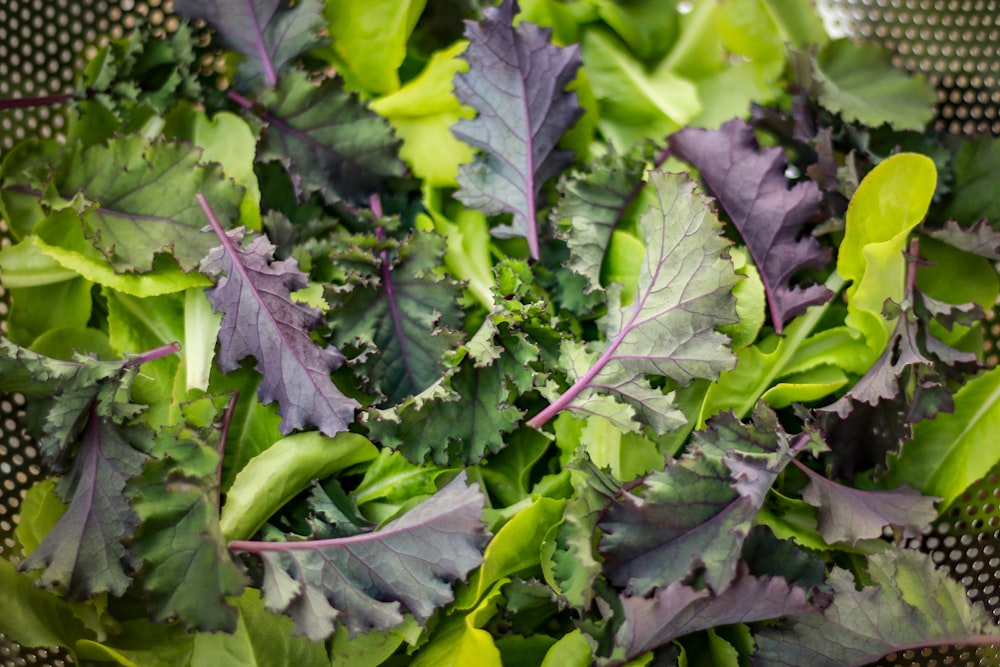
[1,1,1000,666]
[817,0,1000,135]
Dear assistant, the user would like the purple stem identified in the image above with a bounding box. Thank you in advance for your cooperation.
[0,92,76,110]
[527,322,631,429]
[525,145,674,429]
[369,194,417,387]
[227,90,255,112]
[126,342,181,368]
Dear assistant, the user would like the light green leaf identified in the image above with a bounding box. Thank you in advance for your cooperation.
[324,0,426,94]
[34,210,211,296]
[371,41,476,187]
[581,28,700,150]
[352,449,456,509]
[6,277,92,347]
[28,327,116,362]
[0,558,96,657]
[0,235,79,287]
[885,365,1000,507]
[916,236,1000,313]
[592,0,678,62]
[163,103,262,231]
[188,588,330,667]
[220,432,378,540]
[209,368,284,493]
[541,629,593,667]
[75,619,194,667]
[328,616,421,667]
[14,479,67,556]
[411,583,504,667]
[456,496,566,609]
[105,289,184,428]
[760,0,829,48]
[811,39,937,131]
[761,365,850,409]
[184,287,221,392]
[416,191,494,308]
[840,152,936,356]
[478,428,552,506]
[578,414,664,482]
[604,229,644,306]
[720,246,766,350]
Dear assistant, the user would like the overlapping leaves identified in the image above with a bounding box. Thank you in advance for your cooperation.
[199,216,358,437]
[254,71,406,205]
[327,229,464,406]
[51,135,244,274]
[670,118,832,333]
[599,407,810,596]
[529,171,739,429]
[232,473,489,640]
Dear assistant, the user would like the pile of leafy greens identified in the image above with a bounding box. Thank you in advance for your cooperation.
[3,0,1000,664]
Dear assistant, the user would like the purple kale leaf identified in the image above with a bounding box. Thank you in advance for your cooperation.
[600,407,809,596]
[327,230,464,407]
[199,201,358,436]
[753,550,996,666]
[824,290,980,423]
[229,472,489,640]
[20,416,152,599]
[173,0,325,88]
[792,458,939,546]
[252,71,405,205]
[615,562,825,662]
[452,0,583,259]
[670,118,833,333]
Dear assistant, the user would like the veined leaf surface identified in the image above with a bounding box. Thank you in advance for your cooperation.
[452,0,583,258]
[174,0,326,88]
[199,207,359,437]
[529,171,739,429]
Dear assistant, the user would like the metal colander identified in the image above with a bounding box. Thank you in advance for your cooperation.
[2,1,1000,666]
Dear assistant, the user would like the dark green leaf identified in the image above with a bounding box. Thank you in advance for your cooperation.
[255,71,405,204]
[21,417,152,598]
[329,230,464,406]
[368,319,535,464]
[127,439,247,631]
[808,40,937,131]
